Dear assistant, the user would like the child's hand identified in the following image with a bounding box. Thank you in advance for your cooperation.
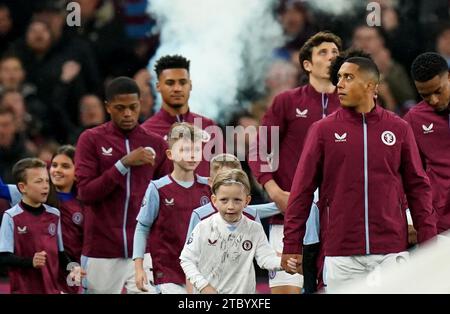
[68,266,86,286]
[135,267,149,292]
[33,251,47,268]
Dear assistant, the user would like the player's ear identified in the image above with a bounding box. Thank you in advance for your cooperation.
[211,194,217,205]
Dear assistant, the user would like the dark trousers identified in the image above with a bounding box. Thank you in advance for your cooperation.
[302,242,320,294]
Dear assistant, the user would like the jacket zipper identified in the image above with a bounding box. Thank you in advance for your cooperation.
[123,139,131,258]
[363,114,370,254]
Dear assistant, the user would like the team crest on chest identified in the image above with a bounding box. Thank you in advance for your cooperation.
[48,223,57,236]
[72,212,83,225]
[242,240,253,251]
[381,131,396,146]
[200,195,210,206]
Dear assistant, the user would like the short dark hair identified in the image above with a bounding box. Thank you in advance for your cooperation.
[329,49,372,85]
[298,31,342,73]
[105,77,140,102]
[154,55,190,78]
[12,158,47,184]
[344,56,380,82]
[411,52,448,82]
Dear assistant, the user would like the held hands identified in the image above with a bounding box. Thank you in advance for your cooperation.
[121,147,156,167]
[33,251,47,268]
[281,254,302,275]
[67,265,86,287]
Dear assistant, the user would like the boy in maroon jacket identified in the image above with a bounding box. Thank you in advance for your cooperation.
[141,55,220,177]
[404,52,450,233]
[0,158,83,293]
[248,31,342,293]
[75,77,170,293]
[281,56,437,292]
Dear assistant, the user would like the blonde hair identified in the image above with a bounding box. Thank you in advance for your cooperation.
[167,122,202,148]
[210,153,242,178]
[212,168,251,195]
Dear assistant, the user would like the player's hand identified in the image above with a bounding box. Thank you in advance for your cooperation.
[33,251,47,268]
[408,224,418,245]
[281,253,302,275]
[135,267,149,292]
[121,147,156,167]
[200,284,218,294]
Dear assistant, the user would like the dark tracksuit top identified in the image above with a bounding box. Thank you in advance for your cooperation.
[248,84,340,225]
[404,102,450,233]
[283,105,437,257]
[75,121,170,258]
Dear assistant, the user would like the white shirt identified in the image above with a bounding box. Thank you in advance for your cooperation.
[180,212,281,294]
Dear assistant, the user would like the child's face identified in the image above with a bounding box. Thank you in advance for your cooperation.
[168,139,202,171]
[212,184,251,223]
[20,167,50,205]
[50,154,75,192]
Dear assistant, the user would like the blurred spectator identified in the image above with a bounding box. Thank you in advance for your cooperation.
[74,0,140,80]
[352,25,416,113]
[436,23,450,68]
[226,109,268,205]
[36,139,59,166]
[0,4,13,55]
[133,68,154,122]
[68,93,106,144]
[0,106,32,182]
[0,54,46,138]
[275,0,318,62]
[251,59,299,123]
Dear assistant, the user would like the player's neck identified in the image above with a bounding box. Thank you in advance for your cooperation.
[355,99,376,114]
[309,76,335,94]
[162,103,189,116]
[171,167,195,182]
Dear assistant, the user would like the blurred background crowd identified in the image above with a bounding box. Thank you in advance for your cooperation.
[0,0,448,203]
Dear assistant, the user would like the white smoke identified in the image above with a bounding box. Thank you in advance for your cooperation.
[147,0,283,120]
[306,0,365,16]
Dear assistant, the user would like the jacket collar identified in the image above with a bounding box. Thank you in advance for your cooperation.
[159,107,192,123]
[340,102,383,124]
[106,121,142,138]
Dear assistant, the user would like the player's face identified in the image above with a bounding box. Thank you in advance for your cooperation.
[212,184,250,223]
[20,168,50,206]
[106,94,141,131]
[304,42,339,80]
[414,72,450,112]
[50,154,75,193]
[169,139,202,171]
[337,62,367,108]
[157,69,192,109]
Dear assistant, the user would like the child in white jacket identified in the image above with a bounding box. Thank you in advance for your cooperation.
[180,169,297,294]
